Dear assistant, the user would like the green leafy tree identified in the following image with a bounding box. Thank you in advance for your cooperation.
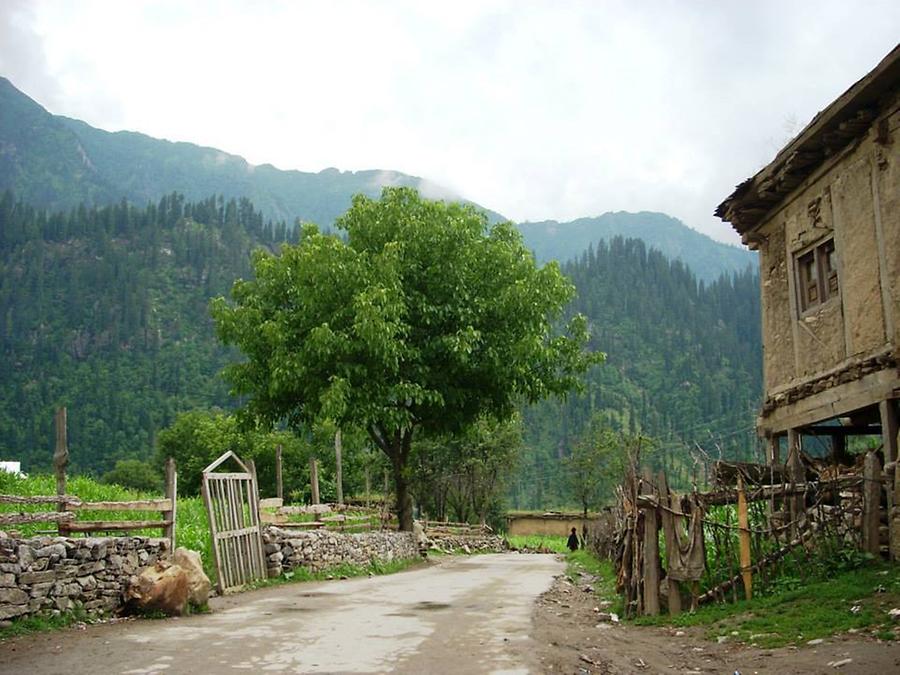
[211,187,600,530]
[101,459,162,493]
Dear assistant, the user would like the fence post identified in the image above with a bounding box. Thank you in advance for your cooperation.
[335,429,343,505]
[787,429,804,538]
[640,467,660,616]
[164,458,177,552]
[879,400,898,561]
[53,407,69,537]
[657,470,681,616]
[737,475,752,600]
[862,451,882,556]
[275,445,283,501]
[310,457,320,505]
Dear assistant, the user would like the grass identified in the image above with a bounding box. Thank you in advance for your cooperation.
[505,534,569,553]
[0,606,98,640]
[633,561,900,647]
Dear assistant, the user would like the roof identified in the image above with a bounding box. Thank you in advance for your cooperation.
[716,44,900,246]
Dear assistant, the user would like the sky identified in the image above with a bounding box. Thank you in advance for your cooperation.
[1,1,899,244]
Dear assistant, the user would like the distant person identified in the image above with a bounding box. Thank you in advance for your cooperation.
[567,527,579,552]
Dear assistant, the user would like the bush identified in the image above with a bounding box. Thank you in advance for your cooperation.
[101,459,162,493]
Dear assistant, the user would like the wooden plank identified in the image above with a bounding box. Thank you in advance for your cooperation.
[862,451,882,555]
[737,476,753,600]
[67,519,172,532]
[641,467,660,616]
[70,499,172,512]
[275,444,283,502]
[54,407,69,536]
[310,457,320,505]
[202,475,225,594]
[164,457,177,551]
[0,511,76,525]
[657,471,681,616]
[204,472,251,481]
[0,494,81,505]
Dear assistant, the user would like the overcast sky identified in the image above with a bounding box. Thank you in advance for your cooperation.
[2,1,899,243]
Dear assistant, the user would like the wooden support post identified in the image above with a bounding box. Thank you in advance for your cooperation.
[737,475,752,600]
[310,457,320,505]
[880,400,899,561]
[657,471,681,616]
[335,429,343,505]
[164,458,177,552]
[54,407,69,537]
[641,467,660,616]
[787,429,804,538]
[275,445,283,501]
[862,450,882,556]
[364,466,371,508]
[766,434,780,465]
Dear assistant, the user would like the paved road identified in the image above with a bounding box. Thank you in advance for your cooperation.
[0,553,564,675]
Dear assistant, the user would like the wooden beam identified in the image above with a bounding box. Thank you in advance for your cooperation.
[69,499,173,511]
[862,451,882,556]
[164,458,177,551]
[0,494,81,505]
[0,511,76,526]
[67,519,172,532]
[53,407,69,537]
[310,457,320,505]
[737,476,752,600]
[275,444,283,501]
[787,429,804,538]
[640,467,660,616]
[335,430,343,505]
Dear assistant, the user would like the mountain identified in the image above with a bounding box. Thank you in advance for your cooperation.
[1,76,751,280]
[518,212,756,283]
[0,192,761,489]
[0,76,499,228]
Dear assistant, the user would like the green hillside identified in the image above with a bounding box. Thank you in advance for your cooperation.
[1,76,751,281]
[518,212,756,283]
[0,192,761,497]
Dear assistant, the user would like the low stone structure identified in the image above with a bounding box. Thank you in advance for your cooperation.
[424,533,506,554]
[0,534,169,622]
[262,527,420,577]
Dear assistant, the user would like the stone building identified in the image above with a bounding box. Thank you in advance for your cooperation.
[716,45,900,557]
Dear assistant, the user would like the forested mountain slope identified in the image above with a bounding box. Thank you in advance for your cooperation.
[0,191,762,490]
[1,76,751,281]
[512,237,762,508]
[0,192,293,473]
[518,212,756,283]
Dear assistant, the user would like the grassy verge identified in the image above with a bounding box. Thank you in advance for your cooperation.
[565,549,621,612]
[633,561,900,647]
[505,534,569,553]
[0,606,99,640]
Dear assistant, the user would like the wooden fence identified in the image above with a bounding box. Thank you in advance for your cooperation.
[1,408,177,549]
[611,450,891,618]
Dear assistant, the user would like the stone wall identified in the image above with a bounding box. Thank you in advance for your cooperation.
[262,527,420,577]
[0,535,169,623]
[423,533,506,554]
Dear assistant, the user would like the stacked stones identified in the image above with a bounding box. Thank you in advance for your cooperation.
[423,533,506,555]
[0,535,168,623]
[263,528,419,577]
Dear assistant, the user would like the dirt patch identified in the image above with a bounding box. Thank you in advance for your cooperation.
[531,568,900,675]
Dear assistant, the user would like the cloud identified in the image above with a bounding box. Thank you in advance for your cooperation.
[4,1,900,244]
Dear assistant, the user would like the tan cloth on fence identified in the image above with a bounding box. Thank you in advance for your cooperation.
[660,495,706,581]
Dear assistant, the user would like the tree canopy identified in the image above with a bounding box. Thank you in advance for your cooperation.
[211,187,600,529]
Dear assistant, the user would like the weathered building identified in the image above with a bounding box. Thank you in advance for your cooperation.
[717,45,900,558]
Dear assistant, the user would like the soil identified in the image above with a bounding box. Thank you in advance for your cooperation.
[531,567,900,675]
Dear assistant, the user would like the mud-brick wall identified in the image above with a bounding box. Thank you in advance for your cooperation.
[262,528,420,577]
[0,535,169,623]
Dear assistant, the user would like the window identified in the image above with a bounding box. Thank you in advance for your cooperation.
[796,238,839,312]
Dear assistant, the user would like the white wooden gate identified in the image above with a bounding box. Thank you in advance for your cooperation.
[201,451,266,593]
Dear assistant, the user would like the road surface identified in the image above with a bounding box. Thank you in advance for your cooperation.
[0,553,564,675]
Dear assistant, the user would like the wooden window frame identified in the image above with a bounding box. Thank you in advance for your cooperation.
[795,237,839,314]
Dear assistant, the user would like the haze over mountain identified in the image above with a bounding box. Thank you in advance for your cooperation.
[0,76,752,281]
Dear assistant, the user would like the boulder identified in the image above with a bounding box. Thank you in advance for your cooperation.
[172,547,211,607]
[127,560,190,616]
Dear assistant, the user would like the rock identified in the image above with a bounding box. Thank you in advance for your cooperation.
[127,560,190,616]
[807,638,824,645]
[172,547,211,608]
[0,587,28,604]
[827,658,852,668]
[888,608,900,622]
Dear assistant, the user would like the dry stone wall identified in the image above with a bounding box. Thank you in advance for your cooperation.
[423,533,506,554]
[0,534,168,623]
[262,527,420,577]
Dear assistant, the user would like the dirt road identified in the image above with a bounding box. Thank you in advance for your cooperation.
[0,553,564,674]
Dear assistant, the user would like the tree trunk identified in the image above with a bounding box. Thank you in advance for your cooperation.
[369,424,415,532]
